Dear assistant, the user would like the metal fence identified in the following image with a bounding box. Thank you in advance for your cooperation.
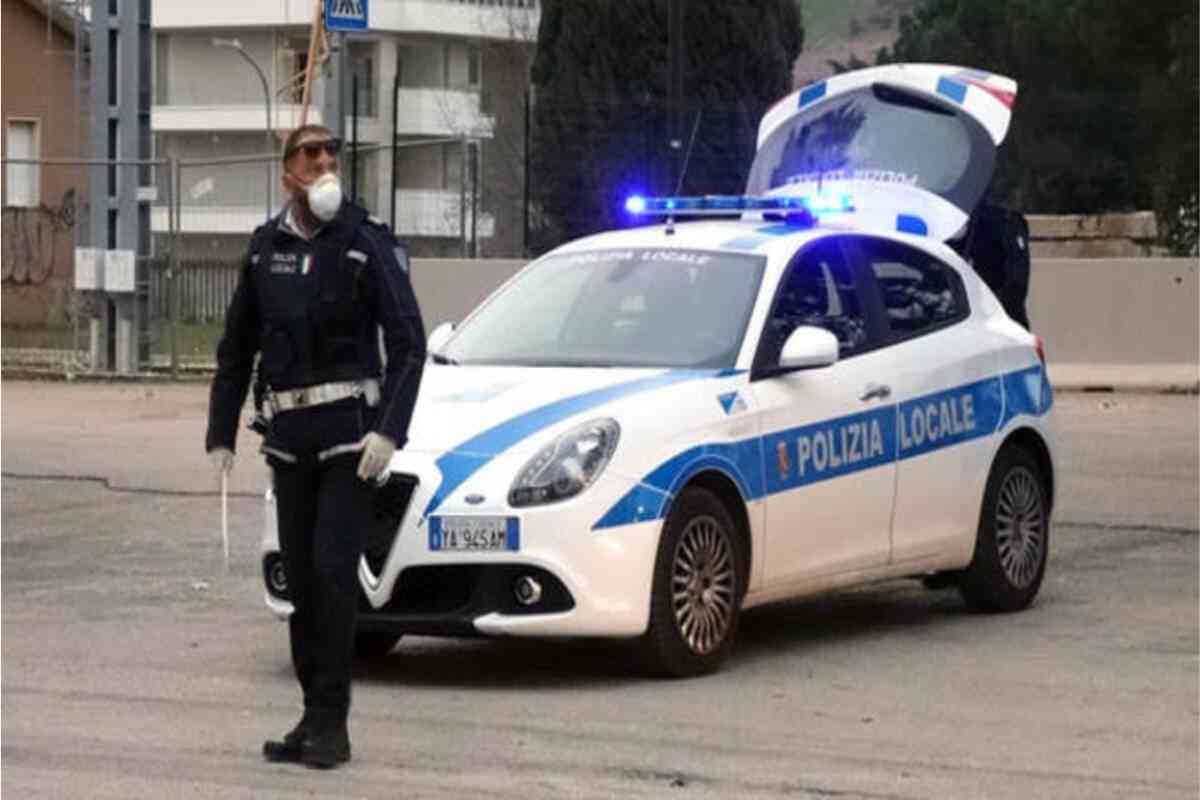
[2,139,480,373]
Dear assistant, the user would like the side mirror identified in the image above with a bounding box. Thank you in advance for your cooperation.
[778,325,839,370]
[427,321,456,354]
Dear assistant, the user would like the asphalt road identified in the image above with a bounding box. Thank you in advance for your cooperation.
[2,380,1197,799]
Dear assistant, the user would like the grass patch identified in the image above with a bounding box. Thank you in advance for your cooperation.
[3,321,224,361]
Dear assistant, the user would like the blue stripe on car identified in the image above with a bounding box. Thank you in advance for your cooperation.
[423,369,732,517]
[593,366,1050,530]
[798,81,827,108]
[723,235,770,251]
[896,214,929,235]
[936,77,967,104]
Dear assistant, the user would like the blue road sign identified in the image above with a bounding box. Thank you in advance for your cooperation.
[326,0,368,31]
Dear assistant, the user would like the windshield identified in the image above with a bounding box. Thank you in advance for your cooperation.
[442,248,767,368]
[745,83,995,212]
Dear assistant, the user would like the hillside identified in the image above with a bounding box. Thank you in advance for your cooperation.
[793,0,922,87]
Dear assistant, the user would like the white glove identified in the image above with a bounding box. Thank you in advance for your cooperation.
[356,433,396,482]
[209,447,234,476]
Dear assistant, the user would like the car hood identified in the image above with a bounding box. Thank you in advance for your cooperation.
[403,364,726,457]
[745,63,1018,241]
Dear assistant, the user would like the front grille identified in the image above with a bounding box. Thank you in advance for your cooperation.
[364,473,418,576]
[381,564,575,616]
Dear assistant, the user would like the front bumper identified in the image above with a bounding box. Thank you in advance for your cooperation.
[260,453,665,639]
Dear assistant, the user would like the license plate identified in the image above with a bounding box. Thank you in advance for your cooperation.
[429,516,519,552]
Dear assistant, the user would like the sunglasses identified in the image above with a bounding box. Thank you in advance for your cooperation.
[285,138,342,160]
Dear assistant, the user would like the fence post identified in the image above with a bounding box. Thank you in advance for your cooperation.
[460,138,469,257]
[169,157,180,379]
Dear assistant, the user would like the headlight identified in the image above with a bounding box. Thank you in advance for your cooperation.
[508,418,620,507]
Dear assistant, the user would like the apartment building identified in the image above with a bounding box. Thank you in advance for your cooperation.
[2,0,86,326]
[152,0,538,259]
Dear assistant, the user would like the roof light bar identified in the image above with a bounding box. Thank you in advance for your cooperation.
[624,193,855,217]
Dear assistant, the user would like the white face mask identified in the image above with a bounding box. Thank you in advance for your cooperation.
[305,172,343,222]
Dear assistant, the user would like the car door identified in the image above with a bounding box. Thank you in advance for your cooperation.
[845,234,1002,567]
[747,236,898,586]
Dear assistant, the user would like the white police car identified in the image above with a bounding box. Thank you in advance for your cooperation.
[262,63,1055,676]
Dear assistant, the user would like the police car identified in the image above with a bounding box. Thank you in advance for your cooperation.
[261,63,1055,676]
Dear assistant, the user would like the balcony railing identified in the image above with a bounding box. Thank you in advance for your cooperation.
[150,191,493,240]
[152,104,323,133]
[394,88,494,138]
[395,189,494,238]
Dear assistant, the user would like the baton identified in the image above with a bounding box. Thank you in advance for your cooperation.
[221,470,230,572]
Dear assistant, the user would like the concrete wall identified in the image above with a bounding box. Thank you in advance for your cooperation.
[409,256,1200,391]
[1028,212,1164,258]
[1029,258,1198,389]
[410,257,525,326]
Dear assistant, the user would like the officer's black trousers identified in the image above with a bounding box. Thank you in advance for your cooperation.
[266,398,375,726]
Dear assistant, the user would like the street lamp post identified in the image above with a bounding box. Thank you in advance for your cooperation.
[213,38,272,221]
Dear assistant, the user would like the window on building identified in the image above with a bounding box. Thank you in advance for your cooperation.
[467,45,480,87]
[348,40,377,117]
[5,120,40,207]
[280,37,310,103]
[443,142,463,189]
[154,34,170,104]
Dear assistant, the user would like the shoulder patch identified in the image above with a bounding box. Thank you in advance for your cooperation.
[346,249,368,263]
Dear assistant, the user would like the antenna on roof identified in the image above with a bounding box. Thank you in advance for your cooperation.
[665,110,702,236]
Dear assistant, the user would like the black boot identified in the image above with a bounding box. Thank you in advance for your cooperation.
[262,712,311,763]
[301,722,351,769]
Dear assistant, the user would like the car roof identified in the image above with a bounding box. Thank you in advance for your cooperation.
[543,217,996,319]
[551,218,828,260]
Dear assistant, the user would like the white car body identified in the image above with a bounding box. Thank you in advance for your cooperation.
[261,63,1055,672]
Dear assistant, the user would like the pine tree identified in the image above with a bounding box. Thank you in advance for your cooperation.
[879,0,1198,253]
[530,0,803,251]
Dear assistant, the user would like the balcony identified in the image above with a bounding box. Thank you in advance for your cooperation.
[394,189,494,238]
[150,205,268,235]
[152,104,322,133]
[154,0,540,41]
[394,89,494,138]
[149,190,494,240]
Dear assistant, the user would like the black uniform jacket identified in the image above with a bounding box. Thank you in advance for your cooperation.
[205,201,426,454]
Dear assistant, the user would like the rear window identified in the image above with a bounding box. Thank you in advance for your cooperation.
[745,83,995,212]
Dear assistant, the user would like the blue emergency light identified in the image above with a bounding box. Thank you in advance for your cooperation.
[624,193,855,217]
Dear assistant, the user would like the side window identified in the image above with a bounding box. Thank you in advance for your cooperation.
[861,239,967,338]
[761,239,869,364]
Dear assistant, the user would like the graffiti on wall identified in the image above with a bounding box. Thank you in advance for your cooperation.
[2,189,77,285]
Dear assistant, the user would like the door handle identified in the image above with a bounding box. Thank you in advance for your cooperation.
[859,383,892,402]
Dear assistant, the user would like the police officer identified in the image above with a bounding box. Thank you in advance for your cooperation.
[205,124,425,769]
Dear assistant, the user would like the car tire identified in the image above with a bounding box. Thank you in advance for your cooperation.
[640,487,744,678]
[354,632,401,659]
[959,445,1049,612]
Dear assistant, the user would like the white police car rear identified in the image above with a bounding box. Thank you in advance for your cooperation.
[261,63,1055,676]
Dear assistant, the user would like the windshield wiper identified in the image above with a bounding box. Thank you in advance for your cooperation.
[429,352,459,365]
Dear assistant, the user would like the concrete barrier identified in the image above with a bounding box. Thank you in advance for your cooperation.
[409,258,525,329]
[5,256,1197,392]
[1027,212,1164,258]
[412,256,1200,392]
[1030,258,1198,391]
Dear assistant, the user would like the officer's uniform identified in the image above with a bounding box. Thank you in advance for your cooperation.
[206,199,425,732]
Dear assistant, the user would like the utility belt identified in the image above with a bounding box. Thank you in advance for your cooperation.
[263,378,381,419]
